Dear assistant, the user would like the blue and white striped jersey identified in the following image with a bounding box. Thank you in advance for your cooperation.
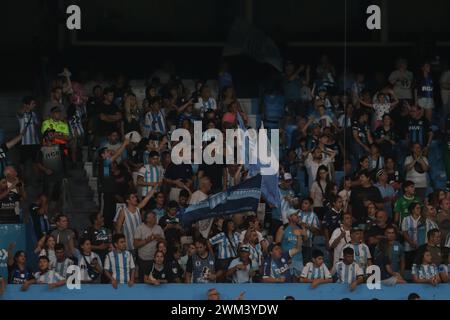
[438,264,449,275]
[69,105,86,137]
[143,110,166,137]
[122,206,142,251]
[54,258,74,278]
[340,243,372,272]
[411,263,439,280]
[18,111,39,145]
[298,210,320,245]
[332,261,364,284]
[194,97,217,118]
[248,243,263,271]
[104,250,136,284]
[301,262,332,280]
[34,270,65,284]
[0,249,8,281]
[209,232,240,259]
[401,215,426,252]
[137,164,164,197]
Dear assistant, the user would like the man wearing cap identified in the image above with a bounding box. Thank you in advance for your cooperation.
[41,106,70,145]
[226,245,254,283]
[375,169,395,218]
[275,209,306,279]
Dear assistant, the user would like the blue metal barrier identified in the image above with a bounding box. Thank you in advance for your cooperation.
[1,284,449,300]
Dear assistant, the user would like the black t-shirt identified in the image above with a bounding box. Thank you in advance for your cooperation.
[146,261,173,282]
[198,163,224,192]
[166,259,184,282]
[97,103,121,136]
[164,163,193,182]
[159,214,182,245]
[0,191,20,223]
[98,157,117,193]
[81,226,111,259]
[373,127,398,156]
[373,250,392,280]
[350,185,383,224]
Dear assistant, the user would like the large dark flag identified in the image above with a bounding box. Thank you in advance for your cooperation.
[223,19,282,72]
[180,174,262,228]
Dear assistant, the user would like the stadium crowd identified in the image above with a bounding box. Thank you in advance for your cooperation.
[1,55,450,296]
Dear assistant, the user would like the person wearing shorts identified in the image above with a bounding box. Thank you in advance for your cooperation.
[416,62,434,121]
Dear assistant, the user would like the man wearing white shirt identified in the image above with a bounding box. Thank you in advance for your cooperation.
[304,147,334,189]
[190,177,212,239]
[328,212,352,267]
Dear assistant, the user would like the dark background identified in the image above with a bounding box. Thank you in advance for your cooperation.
[2,0,450,94]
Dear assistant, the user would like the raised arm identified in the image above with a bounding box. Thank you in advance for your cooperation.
[137,189,156,209]
[110,138,130,163]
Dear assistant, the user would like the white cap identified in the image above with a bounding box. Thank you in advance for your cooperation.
[287,208,299,216]
[124,131,142,144]
[284,172,292,180]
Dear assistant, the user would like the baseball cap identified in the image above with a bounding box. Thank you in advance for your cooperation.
[124,131,142,144]
[268,242,282,253]
[50,106,62,113]
[376,169,385,177]
[351,224,364,233]
[239,245,251,253]
[287,208,299,217]
[284,172,292,180]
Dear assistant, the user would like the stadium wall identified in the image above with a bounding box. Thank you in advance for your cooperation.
[2,284,449,300]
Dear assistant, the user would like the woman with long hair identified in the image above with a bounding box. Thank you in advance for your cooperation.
[8,250,34,287]
[122,93,141,134]
[373,238,406,285]
[34,234,57,269]
[412,249,440,286]
[384,156,402,191]
[310,165,330,220]
[373,114,398,159]
[144,250,173,285]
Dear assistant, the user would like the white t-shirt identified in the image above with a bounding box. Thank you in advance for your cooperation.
[190,191,211,238]
[404,156,428,188]
[373,103,391,121]
[76,251,103,282]
[388,70,413,99]
[328,227,351,267]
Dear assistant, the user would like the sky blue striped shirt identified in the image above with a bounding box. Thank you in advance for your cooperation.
[209,232,240,259]
[18,111,39,145]
[412,263,438,280]
[104,250,135,284]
